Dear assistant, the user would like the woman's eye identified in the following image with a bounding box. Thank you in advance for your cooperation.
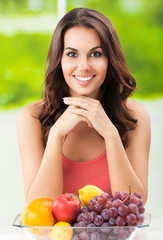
[90,51,102,57]
[67,52,78,57]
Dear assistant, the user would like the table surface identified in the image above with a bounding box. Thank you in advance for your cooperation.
[0,215,163,240]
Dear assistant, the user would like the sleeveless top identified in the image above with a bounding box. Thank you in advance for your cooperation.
[62,150,112,196]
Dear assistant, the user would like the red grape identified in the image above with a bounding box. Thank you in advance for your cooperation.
[87,223,95,233]
[75,221,86,233]
[118,205,129,216]
[113,199,123,208]
[81,206,90,213]
[129,196,140,206]
[139,206,145,214]
[78,221,86,227]
[98,192,110,205]
[91,196,99,201]
[128,203,139,215]
[126,213,136,225]
[133,192,142,199]
[136,214,144,225]
[93,215,104,226]
[94,203,103,214]
[108,207,118,218]
[116,216,126,226]
[108,217,116,226]
[77,213,85,222]
[101,222,111,233]
[87,199,97,211]
[113,191,122,199]
[121,192,129,201]
[100,209,110,221]
[104,200,113,209]
[138,199,143,207]
[90,211,97,219]
[83,212,93,224]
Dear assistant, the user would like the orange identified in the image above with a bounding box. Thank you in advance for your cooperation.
[50,221,73,240]
[22,198,56,236]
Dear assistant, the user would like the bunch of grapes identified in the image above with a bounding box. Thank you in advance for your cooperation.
[72,189,145,240]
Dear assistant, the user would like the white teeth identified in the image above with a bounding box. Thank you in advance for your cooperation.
[74,75,94,81]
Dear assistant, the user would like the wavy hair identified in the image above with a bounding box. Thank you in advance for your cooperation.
[38,8,137,146]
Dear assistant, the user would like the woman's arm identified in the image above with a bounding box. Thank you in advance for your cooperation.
[17,101,91,204]
[104,100,150,204]
[17,102,63,203]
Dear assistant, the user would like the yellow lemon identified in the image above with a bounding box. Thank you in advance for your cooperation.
[78,185,103,206]
[50,221,73,240]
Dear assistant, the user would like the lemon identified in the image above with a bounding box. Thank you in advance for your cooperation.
[78,185,103,206]
[50,221,73,240]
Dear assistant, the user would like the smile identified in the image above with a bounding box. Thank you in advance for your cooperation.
[73,75,95,82]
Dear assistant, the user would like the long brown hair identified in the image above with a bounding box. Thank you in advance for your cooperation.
[38,8,137,146]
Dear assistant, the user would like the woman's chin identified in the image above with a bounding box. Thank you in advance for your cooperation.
[69,90,99,98]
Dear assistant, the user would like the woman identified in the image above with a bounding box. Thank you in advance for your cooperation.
[17,8,151,204]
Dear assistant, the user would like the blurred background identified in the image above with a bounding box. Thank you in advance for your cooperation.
[0,0,163,234]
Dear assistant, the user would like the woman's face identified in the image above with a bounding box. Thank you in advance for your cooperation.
[61,26,108,98]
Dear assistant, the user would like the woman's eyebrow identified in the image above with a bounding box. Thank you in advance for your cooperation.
[64,46,102,52]
[64,47,78,51]
[89,46,102,51]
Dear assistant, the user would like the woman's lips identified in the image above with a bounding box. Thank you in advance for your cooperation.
[73,75,95,86]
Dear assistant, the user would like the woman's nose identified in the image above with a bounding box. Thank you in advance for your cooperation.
[78,56,90,71]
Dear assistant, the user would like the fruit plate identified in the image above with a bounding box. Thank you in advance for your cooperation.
[13,212,151,240]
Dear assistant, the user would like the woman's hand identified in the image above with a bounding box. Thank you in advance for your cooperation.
[49,104,92,139]
[63,96,118,139]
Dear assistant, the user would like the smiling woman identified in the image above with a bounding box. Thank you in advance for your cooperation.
[61,27,108,97]
[17,8,151,205]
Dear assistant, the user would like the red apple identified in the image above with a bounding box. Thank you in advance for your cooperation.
[52,193,81,223]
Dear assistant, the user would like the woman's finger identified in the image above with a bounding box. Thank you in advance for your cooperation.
[67,106,88,117]
[63,97,98,110]
[67,105,93,128]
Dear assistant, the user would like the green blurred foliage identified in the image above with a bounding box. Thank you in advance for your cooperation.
[0,0,163,109]
[0,0,57,15]
[0,33,51,108]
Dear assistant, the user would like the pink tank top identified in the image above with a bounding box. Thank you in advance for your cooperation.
[62,151,112,197]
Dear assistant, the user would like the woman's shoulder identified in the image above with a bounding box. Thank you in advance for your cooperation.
[126,99,150,124]
[17,100,43,125]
